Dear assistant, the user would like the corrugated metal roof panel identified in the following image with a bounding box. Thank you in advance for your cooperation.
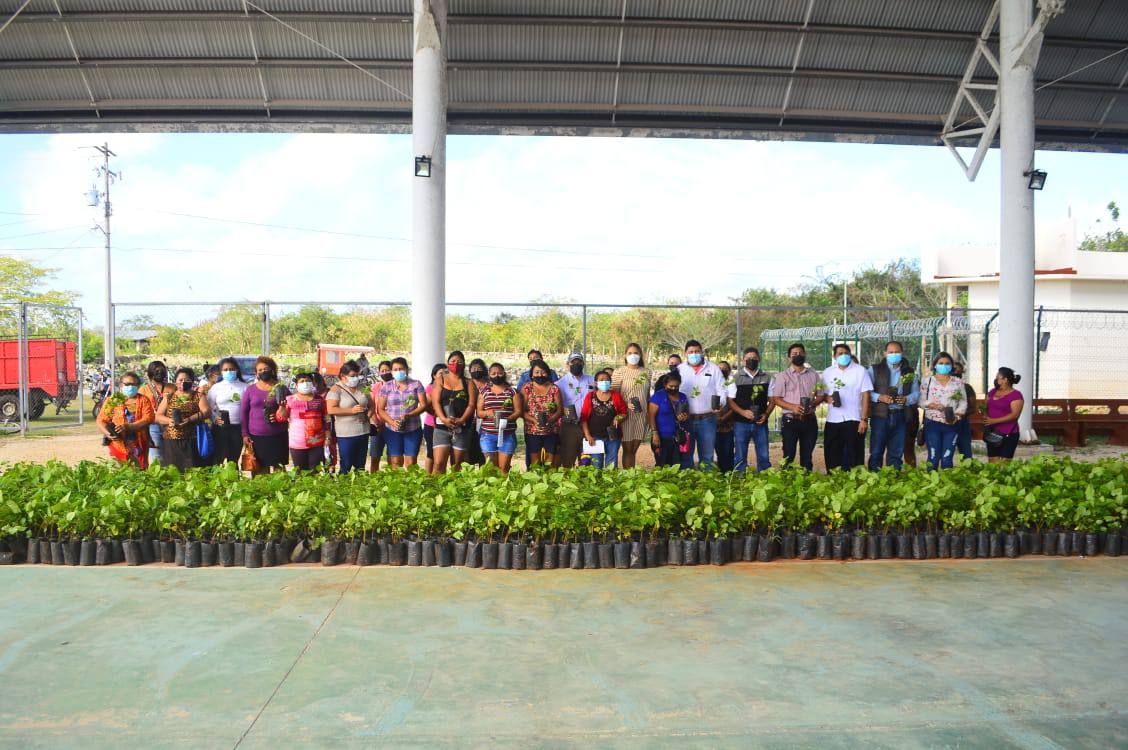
[621,27,799,68]
[616,70,791,109]
[453,0,617,18]
[88,65,261,100]
[450,22,618,62]
[803,33,970,77]
[68,20,250,58]
[265,66,411,101]
[631,0,808,24]
[0,68,91,100]
[38,0,410,12]
[452,69,612,104]
[811,0,987,34]
[254,19,410,59]
[0,22,73,58]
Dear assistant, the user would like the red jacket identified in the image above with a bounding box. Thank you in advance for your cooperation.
[580,390,628,423]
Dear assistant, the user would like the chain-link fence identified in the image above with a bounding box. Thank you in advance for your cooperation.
[0,302,84,436]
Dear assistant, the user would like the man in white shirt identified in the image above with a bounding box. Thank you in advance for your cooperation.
[554,352,595,468]
[676,339,726,470]
[819,342,873,472]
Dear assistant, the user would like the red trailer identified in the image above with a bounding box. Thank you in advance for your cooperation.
[0,339,80,421]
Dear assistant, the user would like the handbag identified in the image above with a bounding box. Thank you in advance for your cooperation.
[983,427,1005,446]
[240,446,259,473]
[196,421,214,459]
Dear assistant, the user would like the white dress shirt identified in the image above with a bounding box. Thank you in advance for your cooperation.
[678,361,727,415]
[819,362,874,423]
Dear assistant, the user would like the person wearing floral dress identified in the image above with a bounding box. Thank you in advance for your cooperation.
[919,352,968,470]
[521,359,563,467]
[96,371,154,469]
[155,366,211,472]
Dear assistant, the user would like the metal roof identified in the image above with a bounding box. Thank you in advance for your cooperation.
[0,0,1125,150]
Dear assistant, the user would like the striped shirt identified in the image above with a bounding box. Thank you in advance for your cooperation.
[480,386,519,434]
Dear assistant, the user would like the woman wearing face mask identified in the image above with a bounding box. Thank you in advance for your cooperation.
[142,360,174,467]
[581,370,628,469]
[920,352,967,470]
[376,357,429,468]
[431,351,475,474]
[610,344,650,469]
[983,367,1024,463]
[648,370,689,467]
[422,363,445,472]
[206,357,249,464]
[476,363,523,474]
[366,360,394,472]
[240,356,290,475]
[155,366,211,472]
[464,358,490,466]
[328,360,373,474]
[278,372,328,471]
[96,371,155,468]
[521,359,563,468]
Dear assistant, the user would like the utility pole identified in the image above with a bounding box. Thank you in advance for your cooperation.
[88,143,118,372]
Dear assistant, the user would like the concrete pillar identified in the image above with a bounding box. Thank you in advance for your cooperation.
[411,0,447,374]
[998,0,1037,440]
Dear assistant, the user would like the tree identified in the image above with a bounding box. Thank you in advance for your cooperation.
[0,257,79,336]
[1079,201,1128,253]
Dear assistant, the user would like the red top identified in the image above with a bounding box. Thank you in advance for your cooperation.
[580,390,628,422]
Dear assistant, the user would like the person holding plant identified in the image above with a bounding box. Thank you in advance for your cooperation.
[207,357,249,465]
[714,361,736,472]
[866,340,918,470]
[141,360,174,467]
[431,351,476,474]
[521,359,563,468]
[648,369,689,467]
[818,343,873,472]
[240,356,290,475]
[422,362,446,472]
[610,343,651,469]
[376,357,429,469]
[278,371,328,471]
[155,366,211,472]
[983,367,1024,462]
[729,346,774,473]
[464,358,490,467]
[477,363,524,474]
[327,360,373,474]
[555,352,595,468]
[96,371,154,469]
[770,343,820,471]
[367,359,394,472]
[952,362,977,461]
[920,352,967,470]
[581,370,628,469]
[676,340,727,470]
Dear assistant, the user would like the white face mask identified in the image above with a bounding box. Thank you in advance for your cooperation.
[345,376,360,388]
[297,382,316,395]
[626,353,641,366]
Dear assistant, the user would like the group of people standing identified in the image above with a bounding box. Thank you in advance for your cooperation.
[96,340,1025,474]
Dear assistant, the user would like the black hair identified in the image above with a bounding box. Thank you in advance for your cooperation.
[430,363,446,379]
[205,365,221,381]
[684,339,702,351]
[664,370,683,385]
[447,350,465,363]
[120,371,142,386]
[217,357,245,382]
[376,360,393,371]
[833,342,852,355]
[595,369,612,381]
[997,367,1022,385]
[294,371,314,382]
[469,358,487,372]
[885,340,904,352]
[717,360,731,371]
[743,346,760,357]
[931,351,955,368]
[146,360,168,381]
[174,366,196,383]
[529,359,551,377]
[787,342,805,355]
[667,353,682,363]
[527,348,542,358]
[339,359,360,377]
[390,357,409,370]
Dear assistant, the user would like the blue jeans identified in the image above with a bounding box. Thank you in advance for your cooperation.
[384,427,423,458]
[924,419,959,470]
[680,415,717,470]
[733,421,771,473]
[955,417,973,460]
[479,431,517,455]
[868,410,907,470]
[585,438,622,469]
[336,434,368,474]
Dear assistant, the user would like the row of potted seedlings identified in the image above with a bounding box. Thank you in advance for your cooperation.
[11,526,1125,569]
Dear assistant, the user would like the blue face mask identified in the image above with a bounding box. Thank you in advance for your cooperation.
[886,353,903,366]
[836,354,852,367]
[392,370,408,382]
[597,380,613,393]
[121,385,139,397]
[934,363,953,375]
[687,353,703,366]
[221,370,238,383]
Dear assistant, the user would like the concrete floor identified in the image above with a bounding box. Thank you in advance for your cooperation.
[0,559,1125,749]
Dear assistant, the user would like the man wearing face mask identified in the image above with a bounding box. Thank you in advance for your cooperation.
[729,346,774,473]
[554,352,595,468]
[866,341,919,470]
[819,343,873,472]
[770,343,819,470]
[676,340,726,470]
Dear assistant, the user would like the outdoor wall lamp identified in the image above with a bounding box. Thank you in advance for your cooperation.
[414,155,432,178]
[1025,169,1047,190]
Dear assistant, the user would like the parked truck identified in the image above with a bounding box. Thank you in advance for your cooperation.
[0,339,81,422]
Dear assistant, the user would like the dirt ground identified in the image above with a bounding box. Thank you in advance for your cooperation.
[2,422,1124,470]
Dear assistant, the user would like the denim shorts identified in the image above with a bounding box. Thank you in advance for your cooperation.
[479,430,517,455]
[383,427,423,458]
[433,424,473,452]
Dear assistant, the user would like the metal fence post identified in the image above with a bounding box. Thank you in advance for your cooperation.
[735,308,743,355]
[77,310,85,426]
[1034,305,1043,399]
[17,303,28,436]
[581,305,587,358]
[261,301,271,356]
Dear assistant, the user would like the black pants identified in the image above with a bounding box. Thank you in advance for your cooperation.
[824,420,864,472]
[214,423,243,464]
[780,416,818,471]
[290,447,326,471]
[653,436,681,467]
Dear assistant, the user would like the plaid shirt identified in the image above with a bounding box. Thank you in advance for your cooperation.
[380,379,426,432]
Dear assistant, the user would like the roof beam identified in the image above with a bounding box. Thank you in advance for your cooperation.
[8,11,1127,52]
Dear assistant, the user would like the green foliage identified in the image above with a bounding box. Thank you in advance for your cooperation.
[0,457,1124,543]
[1078,201,1128,253]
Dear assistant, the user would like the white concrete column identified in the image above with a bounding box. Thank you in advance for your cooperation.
[998,0,1037,440]
[411,0,447,374]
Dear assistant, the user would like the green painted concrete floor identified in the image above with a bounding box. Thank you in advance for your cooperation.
[0,559,1126,749]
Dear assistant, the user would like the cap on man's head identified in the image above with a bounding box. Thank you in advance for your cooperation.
[567,352,584,363]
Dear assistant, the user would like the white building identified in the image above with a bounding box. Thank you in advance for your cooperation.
[921,219,1128,399]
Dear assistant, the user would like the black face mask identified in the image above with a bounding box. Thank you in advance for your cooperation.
[719,370,731,380]
[791,354,806,367]
[532,375,550,385]
[745,358,759,371]
[151,371,167,383]
[471,370,486,381]
[569,363,584,376]
[669,364,679,372]
[380,372,393,382]
[180,381,193,393]
[257,370,275,382]
[490,375,508,386]
[666,386,680,393]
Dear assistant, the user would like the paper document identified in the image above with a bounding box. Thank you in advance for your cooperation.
[582,440,605,455]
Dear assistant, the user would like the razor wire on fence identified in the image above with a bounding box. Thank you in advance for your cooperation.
[0,302,84,436]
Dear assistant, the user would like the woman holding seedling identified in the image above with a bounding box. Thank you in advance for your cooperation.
[920,352,967,470]
[207,357,249,465]
[240,356,290,475]
[96,371,154,469]
[581,370,628,469]
[611,343,651,469]
[521,359,563,468]
[155,366,211,472]
[278,371,328,471]
[431,351,476,474]
[326,359,373,474]
[376,357,429,469]
[477,363,523,474]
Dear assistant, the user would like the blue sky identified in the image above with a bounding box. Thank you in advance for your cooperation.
[0,131,1124,330]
